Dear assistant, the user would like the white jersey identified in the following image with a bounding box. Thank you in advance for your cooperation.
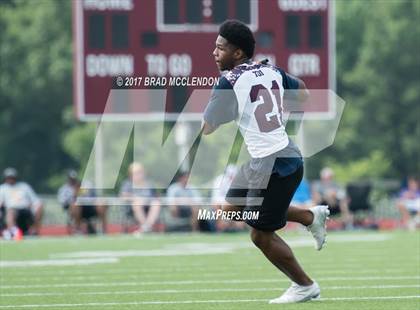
[230,63,288,157]
[204,61,300,159]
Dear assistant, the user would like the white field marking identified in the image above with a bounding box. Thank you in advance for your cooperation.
[48,235,391,259]
[48,241,251,259]
[0,261,212,272]
[4,259,413,273]
[11,267,410,276]
[2,268,415,284]
[2,256,416,271]
[0,258,119,268]
[1,276,419,289]
[0,295,419,308]
[4,256,409,269]
[0,233,211,244]
[0,231,394,244]
[0,269,414,284]
[1,284,419,298]
[48,247,235,259]
[2,260,417,276]
[0,244,240,270]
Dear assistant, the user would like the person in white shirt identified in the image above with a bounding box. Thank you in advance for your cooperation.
[0,167,43,238]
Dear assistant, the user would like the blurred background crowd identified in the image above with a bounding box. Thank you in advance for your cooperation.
[1,164,418,239]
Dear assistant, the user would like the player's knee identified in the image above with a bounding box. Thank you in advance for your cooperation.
[250,228,271,249]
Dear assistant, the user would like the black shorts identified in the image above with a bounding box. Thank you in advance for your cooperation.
[226,164,303,232]
[15,209,35,233]
[0,206,5,230]
[81,205,97,219]
[178,206,192,218]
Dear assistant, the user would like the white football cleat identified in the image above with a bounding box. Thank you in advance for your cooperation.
[269,281,320,304]
[307,205,330,250]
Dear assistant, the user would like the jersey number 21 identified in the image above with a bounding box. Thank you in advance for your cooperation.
[249,80,283,133]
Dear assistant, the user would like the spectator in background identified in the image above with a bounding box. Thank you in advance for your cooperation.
[120,162,161,234]
[291,178,313,209]
[57,170,79,233]
[396,176,420,230]
[72,181,108,234]
[166,171,202,232]
[0,168,43,239]
[312,167,353,228]
[211,165,246,232]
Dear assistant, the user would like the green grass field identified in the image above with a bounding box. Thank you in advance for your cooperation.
[1,230,419,310]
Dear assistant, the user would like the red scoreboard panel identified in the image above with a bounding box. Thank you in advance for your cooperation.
[73,0,335,120]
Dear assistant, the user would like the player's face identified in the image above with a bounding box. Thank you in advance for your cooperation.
[131,167,145,183]
[213,35,237,71]
[5,177,16,185]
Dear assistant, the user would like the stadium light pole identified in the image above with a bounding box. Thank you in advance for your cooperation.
[175,121,190,172]
[95,120,104,194]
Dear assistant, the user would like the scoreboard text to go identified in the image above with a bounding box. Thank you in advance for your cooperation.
[145,54,192,77]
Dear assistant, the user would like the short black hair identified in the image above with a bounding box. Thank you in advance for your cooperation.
[219,20,255,58]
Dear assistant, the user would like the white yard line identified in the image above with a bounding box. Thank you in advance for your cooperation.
[2,265,415,277]
[1,275,419,289]
[0,231,393,244]
[0,295,419,308]
[2,258,411,270]
[1,284,419,297]
[1,268,414,283]
[44,235,390,259]
[0,258,119,268]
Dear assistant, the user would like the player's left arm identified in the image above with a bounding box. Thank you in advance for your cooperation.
[288,73,309,102]
[261,60,309,102]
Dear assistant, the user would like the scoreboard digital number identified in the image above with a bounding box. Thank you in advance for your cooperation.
[73,0,335,120]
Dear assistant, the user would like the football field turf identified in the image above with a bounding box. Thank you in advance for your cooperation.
[1,230,419,309]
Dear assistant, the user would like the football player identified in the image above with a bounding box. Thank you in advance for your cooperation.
[202,20,329,304]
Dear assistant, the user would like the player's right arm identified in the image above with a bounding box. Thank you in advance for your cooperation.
[202,76,238,135]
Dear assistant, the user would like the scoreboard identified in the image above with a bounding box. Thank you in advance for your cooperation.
[73,0,335,120]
